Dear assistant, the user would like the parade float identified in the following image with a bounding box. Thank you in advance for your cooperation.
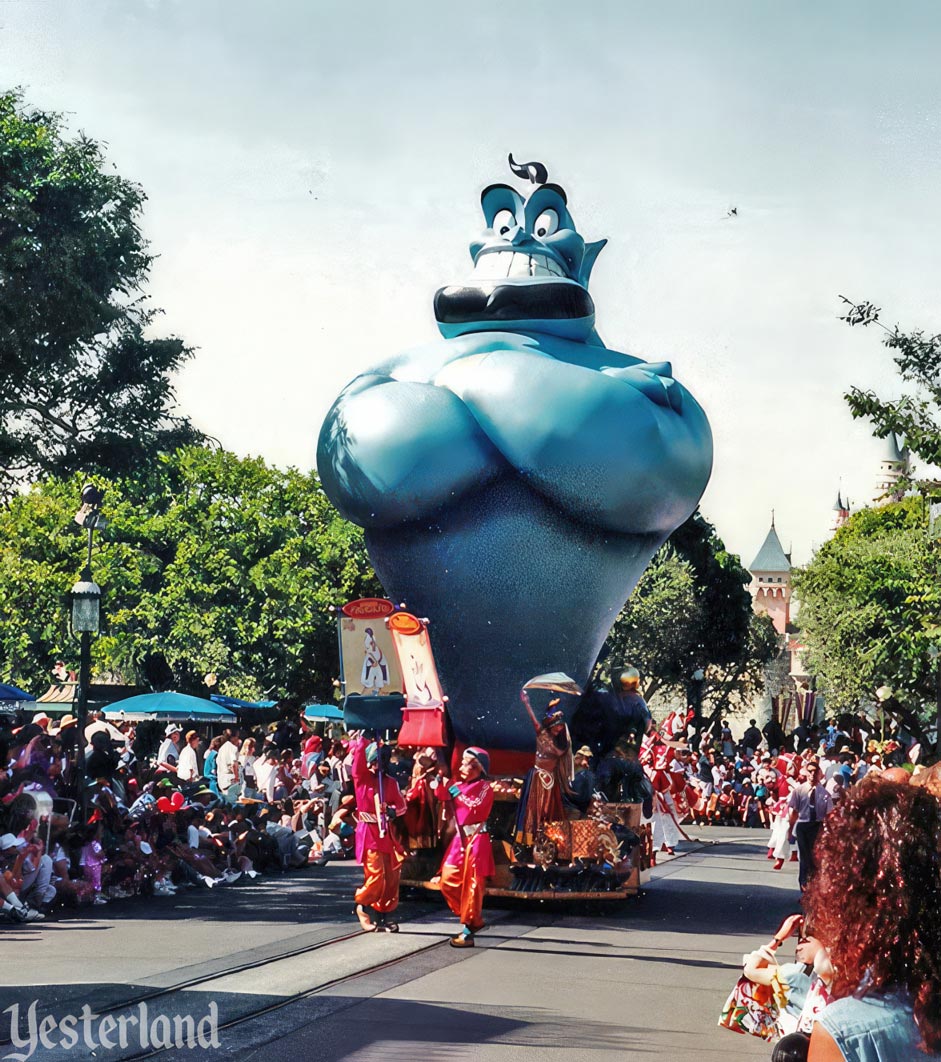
[318,157,713,900]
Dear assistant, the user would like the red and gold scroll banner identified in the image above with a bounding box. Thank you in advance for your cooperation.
[340,598,403,696]
[387,611,448,746]
[386,612,445,709]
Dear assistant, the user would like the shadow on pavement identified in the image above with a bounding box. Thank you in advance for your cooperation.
[166,996,651,1061]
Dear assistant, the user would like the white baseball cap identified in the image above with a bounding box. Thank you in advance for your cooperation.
[0,833,26,851]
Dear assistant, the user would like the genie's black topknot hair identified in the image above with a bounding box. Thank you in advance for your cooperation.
[508,154,548,185]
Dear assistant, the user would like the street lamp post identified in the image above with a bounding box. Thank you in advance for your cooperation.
[875,684,893,745]
[70,484,106,815]
[689,667,705,729]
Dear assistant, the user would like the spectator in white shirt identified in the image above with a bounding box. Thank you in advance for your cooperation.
[253,746,280,803]
[85,709,126,745]
[239,738,258,799]
[216,730,242,802]
[176,731,201,785]
[156,725,183,774]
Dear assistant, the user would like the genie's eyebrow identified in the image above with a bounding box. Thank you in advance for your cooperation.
[528,183,568,206]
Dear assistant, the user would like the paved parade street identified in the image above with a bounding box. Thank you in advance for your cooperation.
[3,828,796,1061]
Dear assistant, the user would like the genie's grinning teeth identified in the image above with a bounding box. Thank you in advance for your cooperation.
[473,250,567,280]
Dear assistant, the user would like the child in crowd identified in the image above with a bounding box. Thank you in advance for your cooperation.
[80,821,108,906]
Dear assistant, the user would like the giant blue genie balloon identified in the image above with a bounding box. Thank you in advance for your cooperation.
[317,157,713,751]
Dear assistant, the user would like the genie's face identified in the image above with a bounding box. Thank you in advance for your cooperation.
[472,183,583,281]
[434,180,605,342]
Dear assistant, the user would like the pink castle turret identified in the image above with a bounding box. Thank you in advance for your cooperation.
[748,515,791,635]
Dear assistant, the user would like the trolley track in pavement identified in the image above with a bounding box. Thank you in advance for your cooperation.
[119,929,456,1060]
[0,923,364,1049]
[0,865,450,1052]
[2,903,500,1060]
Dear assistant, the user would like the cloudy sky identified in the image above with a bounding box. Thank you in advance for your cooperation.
[3,0,940,567]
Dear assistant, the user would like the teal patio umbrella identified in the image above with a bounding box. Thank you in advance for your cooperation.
[101,691,237,723]
[304,703,345,722]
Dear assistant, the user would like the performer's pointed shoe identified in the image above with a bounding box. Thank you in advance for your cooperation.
[773,858,785,870]
[449,933,475,948]
[375,916,400,933]
[354,904,376,931]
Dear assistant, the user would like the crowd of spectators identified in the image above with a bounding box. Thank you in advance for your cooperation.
[0,706,360,924]
[644,710,919,828]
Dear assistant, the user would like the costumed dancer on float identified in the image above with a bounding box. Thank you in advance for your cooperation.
[431,747,495,948]
[404,746,444,850]
[349,730,408,932]
[514,691,574,848]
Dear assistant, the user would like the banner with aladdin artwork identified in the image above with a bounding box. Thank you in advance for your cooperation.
[340,599,403,696]
[386,612,445,709]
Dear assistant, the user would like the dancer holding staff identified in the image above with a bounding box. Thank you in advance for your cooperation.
[349,730,408,933]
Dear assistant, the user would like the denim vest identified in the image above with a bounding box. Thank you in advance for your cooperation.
[818,990,940,1062]
[779,962,812,1016]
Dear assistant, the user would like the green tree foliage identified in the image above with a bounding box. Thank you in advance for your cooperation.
[840,295,941,477]
[599,512,778,708]
[0,447,381,701]
[793,498,938,718]
[829,299,941,741]
[0,89,200,497]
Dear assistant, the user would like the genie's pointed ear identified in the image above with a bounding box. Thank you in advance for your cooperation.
[579,239,607,287]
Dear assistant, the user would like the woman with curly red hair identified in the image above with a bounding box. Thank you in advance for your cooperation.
[803,780,941,1060]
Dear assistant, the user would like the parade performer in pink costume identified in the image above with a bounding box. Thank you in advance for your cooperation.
[349,732,408,933]
[432,747,495,948]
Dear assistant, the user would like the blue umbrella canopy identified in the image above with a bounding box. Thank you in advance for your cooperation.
[101,691,237,723]
[0,683,36,702]
[304,703,345,722]
[210,694,277,710]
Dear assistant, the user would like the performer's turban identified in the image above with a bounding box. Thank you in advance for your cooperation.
[464,747,490,777]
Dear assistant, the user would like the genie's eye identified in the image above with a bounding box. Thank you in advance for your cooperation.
[533,209,559,238]
[492,209,516,236]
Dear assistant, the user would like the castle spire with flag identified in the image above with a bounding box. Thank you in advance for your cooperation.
[832,488,850,532]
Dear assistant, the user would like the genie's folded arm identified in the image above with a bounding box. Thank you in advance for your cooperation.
[317,330,712,536]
